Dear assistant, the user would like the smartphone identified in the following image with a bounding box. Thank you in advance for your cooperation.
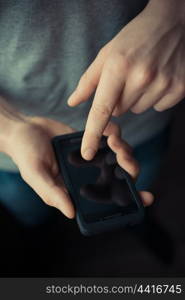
[52,131,144,236]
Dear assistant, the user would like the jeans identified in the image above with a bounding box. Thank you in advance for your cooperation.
[0,128,169,226]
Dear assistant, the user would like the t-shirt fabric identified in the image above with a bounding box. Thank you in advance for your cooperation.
[0,0,173,171]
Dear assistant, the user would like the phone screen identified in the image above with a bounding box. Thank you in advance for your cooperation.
[60,137,138,223]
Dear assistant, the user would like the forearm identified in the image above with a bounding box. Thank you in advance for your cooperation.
[0,96,28,153]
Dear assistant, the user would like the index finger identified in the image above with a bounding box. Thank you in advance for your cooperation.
[81,59,125,160]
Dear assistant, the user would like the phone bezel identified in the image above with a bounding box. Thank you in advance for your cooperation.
[52,131,145,236]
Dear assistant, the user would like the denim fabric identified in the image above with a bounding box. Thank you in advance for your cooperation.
[134,127,169,190]
[0,128,169,226]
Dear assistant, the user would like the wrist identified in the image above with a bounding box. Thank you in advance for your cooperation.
[0,96,29,153]
[146,0,185,26]
[0,115,29,155]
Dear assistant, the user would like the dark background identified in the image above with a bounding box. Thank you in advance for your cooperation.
[0,101,185,277]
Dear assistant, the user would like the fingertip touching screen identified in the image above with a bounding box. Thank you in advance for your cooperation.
[59,136,138,223]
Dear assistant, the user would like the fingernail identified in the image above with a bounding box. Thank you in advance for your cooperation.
[83,148,96,160]
[67,92,76,106]
[67,97,74,106]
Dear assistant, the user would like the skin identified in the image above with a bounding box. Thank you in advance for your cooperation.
[3,0,176,218]
[0,100,153,218]
[68,0,185,161]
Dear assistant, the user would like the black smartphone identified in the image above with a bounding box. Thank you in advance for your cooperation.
[52,131,144,236]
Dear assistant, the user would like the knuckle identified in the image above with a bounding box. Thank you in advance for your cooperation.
[133,65,153,88]
[92,103,112,118]
[106,54,128,76]
[98,42,114,59]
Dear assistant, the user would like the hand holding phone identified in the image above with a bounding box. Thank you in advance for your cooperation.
[52,129,153,235]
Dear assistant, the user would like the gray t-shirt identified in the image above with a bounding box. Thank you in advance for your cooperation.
[0,0,172,171]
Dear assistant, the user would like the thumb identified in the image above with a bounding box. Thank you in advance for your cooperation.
[21,162,75,219]
[139,191,154,207]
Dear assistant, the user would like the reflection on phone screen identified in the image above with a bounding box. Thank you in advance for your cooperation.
[62,138,138,223]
